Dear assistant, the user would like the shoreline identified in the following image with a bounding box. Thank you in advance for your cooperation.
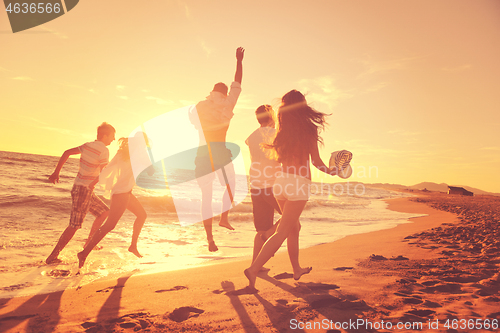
[1,194,497,332]
[0,193,414,301]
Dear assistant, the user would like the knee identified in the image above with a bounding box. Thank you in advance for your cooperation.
[287,223,301,236]
[256,231,267,239]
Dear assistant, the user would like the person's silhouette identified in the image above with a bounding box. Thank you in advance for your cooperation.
[191,47,245,252]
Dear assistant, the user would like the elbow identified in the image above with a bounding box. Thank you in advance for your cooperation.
[311,159,321,168]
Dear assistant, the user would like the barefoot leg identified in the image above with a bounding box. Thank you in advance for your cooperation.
[84,211,108,248]
[46,226,77,264]
[77,251,87,269]
[244,268,257,290]
[203,217,218,252]
[126,194,147,258]
[219,166,235,230]
[219,211,234,230]
[78,193,129,267]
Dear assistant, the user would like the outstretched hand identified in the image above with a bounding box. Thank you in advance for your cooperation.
[49,172,60,184]
[236,47,245,61]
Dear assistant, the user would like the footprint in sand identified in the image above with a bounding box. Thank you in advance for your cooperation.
[155,286,188,293]
[390,255,409,261]
[421,283,464,294]
[442,274,482,283]
[420,280,440,286]
[423,300,442,308]
[402,297,423,304]
[96,286,123,293]
[369,254,388,261]
[117,316,150,330]
[1,282,34,292]
[488,311,500,319]
[45,269,71,278]
[484,296,500,302]
[405,309,436,318]
[81,312,151,332]
[333,266,353,271]
[167,306,204,322]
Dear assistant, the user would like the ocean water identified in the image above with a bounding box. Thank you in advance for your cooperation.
[0,150,424,299]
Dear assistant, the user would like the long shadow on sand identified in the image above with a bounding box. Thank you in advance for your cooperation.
[0,278,70,332]
[80,274,134,332]
[221,281,260,333]
[254,272,373,333]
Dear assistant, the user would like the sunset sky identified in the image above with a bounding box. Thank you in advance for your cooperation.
[1,0,499,193]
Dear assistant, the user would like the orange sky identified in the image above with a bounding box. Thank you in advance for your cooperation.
[1,0,499,193]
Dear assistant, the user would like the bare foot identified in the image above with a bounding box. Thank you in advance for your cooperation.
[218,215,234,231]
[294,266,312,281]
[128,245,143,258]
[45,256,62,265]
[244,268,258,290]
[208,240,218,252]
[77,251,86,269]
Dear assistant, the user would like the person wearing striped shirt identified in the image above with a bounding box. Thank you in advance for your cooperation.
[45,122,116,264]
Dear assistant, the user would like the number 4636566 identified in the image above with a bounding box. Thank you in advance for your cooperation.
[6,2,61,14]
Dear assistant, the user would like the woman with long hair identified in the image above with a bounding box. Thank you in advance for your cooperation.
[244,90,350,291]
[77,136,149,268]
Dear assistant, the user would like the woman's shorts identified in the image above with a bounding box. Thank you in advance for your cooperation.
[272,173,311,201]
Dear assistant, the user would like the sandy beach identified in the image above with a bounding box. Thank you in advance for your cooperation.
[1,193,499,333]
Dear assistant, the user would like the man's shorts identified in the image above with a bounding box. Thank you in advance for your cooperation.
[69,184,109,229]
[195,144,235,188]
[250,187,282,232]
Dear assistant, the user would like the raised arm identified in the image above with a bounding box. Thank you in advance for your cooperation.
[49,147,81,183]
[234,47,244,84]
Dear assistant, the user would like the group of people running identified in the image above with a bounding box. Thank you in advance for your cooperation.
[45,47,351,291]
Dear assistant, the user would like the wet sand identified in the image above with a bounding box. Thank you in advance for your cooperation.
[1,193,499,332]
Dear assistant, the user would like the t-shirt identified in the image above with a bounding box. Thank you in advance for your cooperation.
[193,81,242,145]
[74,141,109,187]
[99,150,135,198]
[245,127,281,189]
